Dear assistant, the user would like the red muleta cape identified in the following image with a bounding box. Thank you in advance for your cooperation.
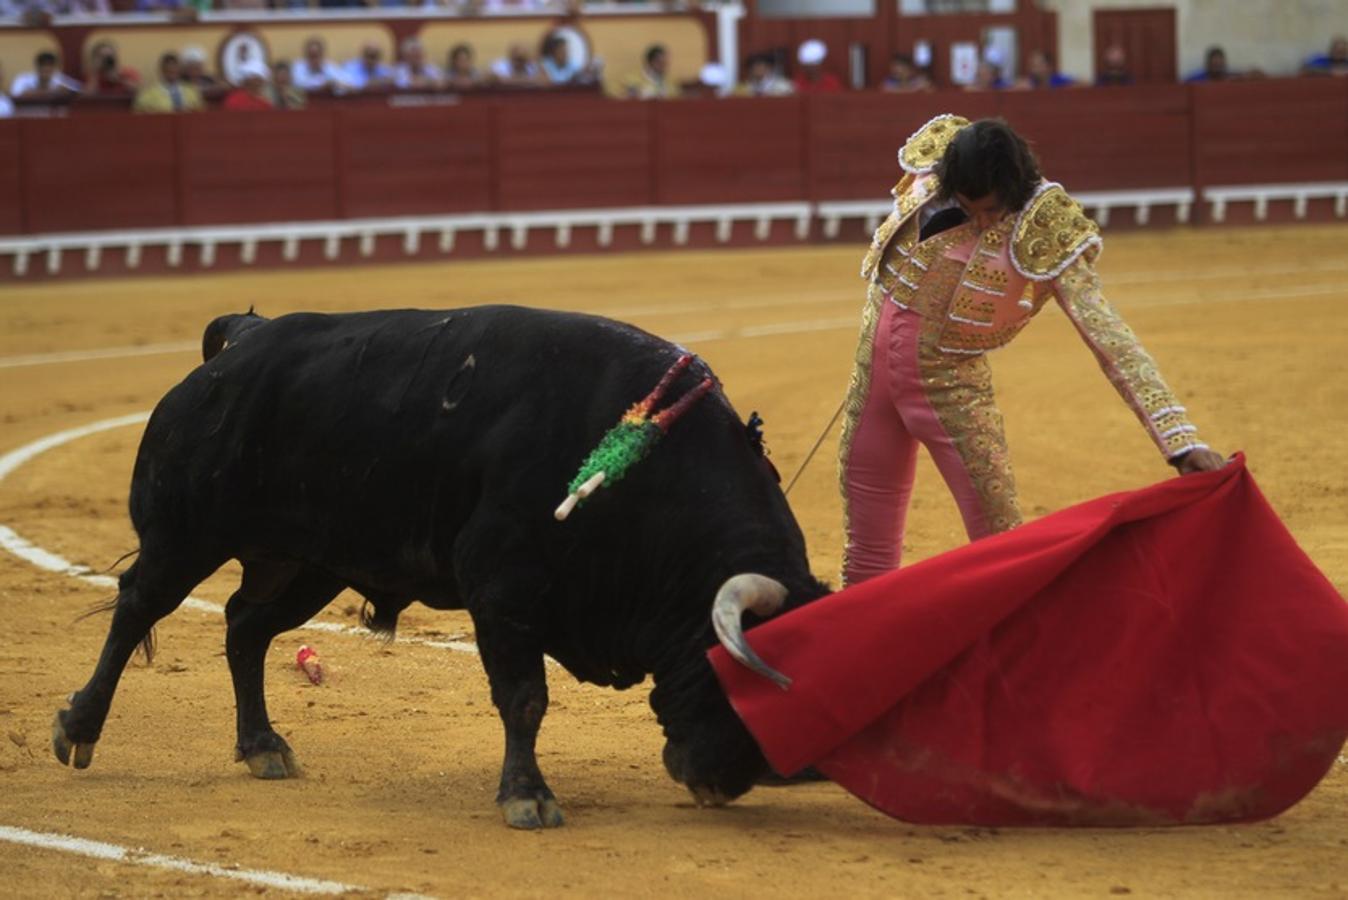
[710,455,1348,826]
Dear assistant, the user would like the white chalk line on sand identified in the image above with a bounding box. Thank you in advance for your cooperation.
[3,273,1344,371]
[0,311,865,370]
[0,414,481,657]
[0,825,388,896]
[0,415,452,898]
[0,341,199,370]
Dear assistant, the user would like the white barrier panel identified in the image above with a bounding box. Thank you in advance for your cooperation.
[11,184,1341,278]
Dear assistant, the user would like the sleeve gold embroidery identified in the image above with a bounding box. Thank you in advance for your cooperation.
[1053,257,1207,459]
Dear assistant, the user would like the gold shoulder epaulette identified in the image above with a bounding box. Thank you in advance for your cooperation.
[898,114,971,175]
[1011,183,1103,281]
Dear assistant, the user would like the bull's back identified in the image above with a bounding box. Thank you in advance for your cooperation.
[131,307,691,576]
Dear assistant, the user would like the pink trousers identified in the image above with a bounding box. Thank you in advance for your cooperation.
[841,298,1020,586]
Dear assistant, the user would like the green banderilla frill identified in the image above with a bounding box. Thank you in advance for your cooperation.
[567,420,661,496]
[554,354,714,521]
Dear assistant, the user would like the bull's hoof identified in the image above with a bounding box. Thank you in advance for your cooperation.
[243,749,300,780]
[51,711,96,770]
[689,785,731,807]
[500,796,565,830]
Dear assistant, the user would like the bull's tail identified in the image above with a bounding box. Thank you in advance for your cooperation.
[72,558,157,663]
[359,594,413,641]
[202,307,269,362]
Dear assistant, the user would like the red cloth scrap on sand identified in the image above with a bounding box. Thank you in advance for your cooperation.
[710,455,1348,826]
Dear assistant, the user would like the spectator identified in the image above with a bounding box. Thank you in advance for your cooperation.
[881,52,932,92]
[293,37,349,92]
[444,43,484,90]
[735,52,793,97]
[1016,50,1073,89]
[2,0,109,22]
[0,65,11,117]
[135,0,210,16]
[623,43,676,99]
[223,61,272,110]
[1302,35,1348,77]
[491,42,541,86]
[395,37,442,89]
[267,60,306,109]
[10,51,81,98]
[1096,43,1133,86]
[344,42,395,90]
[965,60,1006,91]
[83,39,139,95]
[132,52,203,113]
[462,0,560,12]
[694,62,729,98]
[794,39,843,93]
[540,32,595,85]
[1186,45,1229,82]
[180,45,219,90]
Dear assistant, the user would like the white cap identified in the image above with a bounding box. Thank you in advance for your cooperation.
[181,45,207,65]
[237,60,270,83]
[699,62,728,87]
[797,39,827,66]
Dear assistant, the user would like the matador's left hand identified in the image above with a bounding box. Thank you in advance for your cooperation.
[1173,448,1228,475]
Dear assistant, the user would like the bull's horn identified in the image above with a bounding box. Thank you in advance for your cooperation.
[711,574,792,689]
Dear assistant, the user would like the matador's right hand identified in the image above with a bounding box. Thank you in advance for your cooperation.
[1172,448,1228,475]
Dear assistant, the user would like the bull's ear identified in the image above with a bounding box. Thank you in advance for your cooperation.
[745,411,768,455]
[746,412,780,481]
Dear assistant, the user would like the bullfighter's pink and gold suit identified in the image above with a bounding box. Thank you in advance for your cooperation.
[839,114,1209,586]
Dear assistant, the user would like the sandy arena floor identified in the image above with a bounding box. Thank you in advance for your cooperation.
[1,224,1346,898]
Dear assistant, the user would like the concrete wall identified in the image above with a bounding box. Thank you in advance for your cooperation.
[1039,0,1346,81]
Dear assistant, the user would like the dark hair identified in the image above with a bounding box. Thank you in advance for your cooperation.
[1206,45,1226,61]
[159,52,179,68]
[36,51,58,66]
[934,118,1042,212]
[645,44,667,66]
[450,43,472,61]
[891,53,914,65]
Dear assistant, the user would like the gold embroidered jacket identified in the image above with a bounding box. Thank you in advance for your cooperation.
[858,114,1208,460]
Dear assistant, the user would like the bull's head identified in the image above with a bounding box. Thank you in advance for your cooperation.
[658,573,807,806]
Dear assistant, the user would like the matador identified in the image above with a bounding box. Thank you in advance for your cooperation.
[839,114,1226,586]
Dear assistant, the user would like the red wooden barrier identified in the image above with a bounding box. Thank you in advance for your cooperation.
[338,105,493,218]
[20,114,178,233]
[1191,78,1348,187]
[494,99,654,211]
[806,92,1000,201]
[655,96,808,204]
[177,110,340,225]
[0,123,22,235]
[999,85,1192,190]
[3,82,1347,240]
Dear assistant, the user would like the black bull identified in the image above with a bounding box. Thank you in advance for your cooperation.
[53,306,829,828]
